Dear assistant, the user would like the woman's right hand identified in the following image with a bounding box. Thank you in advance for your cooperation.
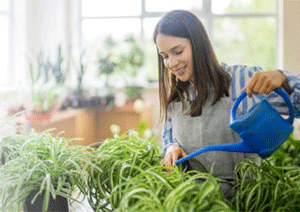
[159,144,187,172]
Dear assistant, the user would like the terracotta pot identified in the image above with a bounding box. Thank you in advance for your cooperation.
[124,101,134,110]
[25,111,54,122]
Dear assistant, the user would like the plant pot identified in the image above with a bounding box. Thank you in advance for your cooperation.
[124,101,135,110]
[25,111,54,122]
[23,190,69,212]
[105,95,115,109]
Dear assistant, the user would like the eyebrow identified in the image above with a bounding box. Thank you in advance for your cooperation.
[159,45,183,55]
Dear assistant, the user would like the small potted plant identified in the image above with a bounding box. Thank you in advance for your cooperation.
[96,35,118,108]
[0,130,91,212]
[97,34,145,110]
[124,85,144,110]
[119,35,145,109]
[26,88,59,122]
[26,61,60,122]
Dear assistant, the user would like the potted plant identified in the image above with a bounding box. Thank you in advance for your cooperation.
[26,60,60,122]
[68,50,88,109]
[96,34,145,109]
[82,122,231,211]
[51,45,67,86]
[26,88,60,122]
[0,132,31,165]
[119,35,145,109]
[96,35,118,108]
[124,85,144,110]
[0,130,91,212]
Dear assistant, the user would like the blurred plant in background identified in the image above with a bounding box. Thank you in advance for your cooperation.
[269,133,300,167]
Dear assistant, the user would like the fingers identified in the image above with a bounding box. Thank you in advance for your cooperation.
[252,76,265,94]
[160,145,187,172]
[242,71,286,97]
[265,84,276,95]
[244,72,259,97]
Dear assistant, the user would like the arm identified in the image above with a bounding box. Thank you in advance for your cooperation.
[223,63,300,117]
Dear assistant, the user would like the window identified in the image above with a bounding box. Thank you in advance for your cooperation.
[0,0,11,85]
[80,0,279,83]
[0,0,25,91]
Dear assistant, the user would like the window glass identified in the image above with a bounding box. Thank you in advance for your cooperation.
[143,18,161,82]
[82,18,141,47]
[213,17,276,70]
[0,16,9,84]
[0,0,8,11]
[82,0,141,17]
[145,0,202,12]
[212,0,276,14]
[82,18,141,81]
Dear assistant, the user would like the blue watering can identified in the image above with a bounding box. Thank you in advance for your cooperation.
[175,88,294,165]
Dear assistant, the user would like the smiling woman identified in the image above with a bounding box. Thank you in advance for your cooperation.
[153,9,300,196]
[156,35,194,82]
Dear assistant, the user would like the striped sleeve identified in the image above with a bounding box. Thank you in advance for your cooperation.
[222,62,300,117]
[161,105,182,154]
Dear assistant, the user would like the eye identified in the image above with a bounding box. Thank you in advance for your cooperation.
[175,50,183,55]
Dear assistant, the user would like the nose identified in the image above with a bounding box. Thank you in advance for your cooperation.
[167,55,179,69]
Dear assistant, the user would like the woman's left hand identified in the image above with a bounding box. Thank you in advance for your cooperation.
[241,70,287,97]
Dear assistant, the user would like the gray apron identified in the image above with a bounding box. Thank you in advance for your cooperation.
[171,96,256,193]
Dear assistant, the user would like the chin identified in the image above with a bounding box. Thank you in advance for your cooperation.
[178,76,190,82]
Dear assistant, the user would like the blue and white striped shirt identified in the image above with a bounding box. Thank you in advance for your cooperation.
[162,63,300,153]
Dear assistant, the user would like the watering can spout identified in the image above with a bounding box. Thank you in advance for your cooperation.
[175,141,255,165]
[214,141,255,153]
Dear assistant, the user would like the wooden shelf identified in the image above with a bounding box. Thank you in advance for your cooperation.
[14,104,152,146]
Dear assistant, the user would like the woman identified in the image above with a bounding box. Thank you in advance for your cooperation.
[153,10,300,193]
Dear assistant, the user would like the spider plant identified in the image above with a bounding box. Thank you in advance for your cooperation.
[0,130,91,212]
[83,129,163,211]
[84,126,231,212]
[0,133,30,164]
[112,167,233,212]
[231,158,300,212]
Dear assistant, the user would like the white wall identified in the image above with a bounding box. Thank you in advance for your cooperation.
[283,0,300,74]
[26,0,66,57]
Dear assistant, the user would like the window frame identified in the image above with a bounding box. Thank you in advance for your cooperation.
[79,0,280,78]
[0,0,13,88]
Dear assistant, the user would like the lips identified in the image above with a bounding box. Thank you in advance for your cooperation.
[175,66,186,77]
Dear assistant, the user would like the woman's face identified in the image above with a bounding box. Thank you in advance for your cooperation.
[156,33,194,82]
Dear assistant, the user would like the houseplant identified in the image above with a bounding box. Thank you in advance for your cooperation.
[0,133,31,165]
[124,85,144,110]
[51,45,67,86]
[97,35,118,97]
[119,35,145,109]
[96,34,145,110]
[26,46,69,120]
[83,122,231,211]
[26,60,60,122]
[0,130,91,212]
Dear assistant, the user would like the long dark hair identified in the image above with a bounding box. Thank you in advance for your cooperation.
[153,10,231,123]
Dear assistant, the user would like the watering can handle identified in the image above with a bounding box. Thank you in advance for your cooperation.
[231,88,294,125]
